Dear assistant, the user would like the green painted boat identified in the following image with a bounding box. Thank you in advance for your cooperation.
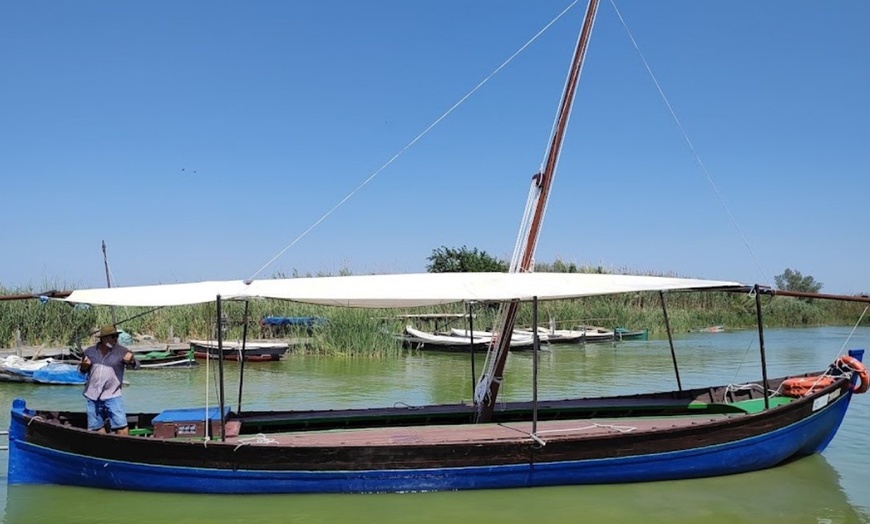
[614,327,649,341]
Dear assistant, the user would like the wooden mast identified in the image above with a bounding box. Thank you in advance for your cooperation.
[477,0,600,422]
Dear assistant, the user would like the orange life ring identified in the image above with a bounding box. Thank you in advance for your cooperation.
[836,355,869,394]
[781,375,836,397]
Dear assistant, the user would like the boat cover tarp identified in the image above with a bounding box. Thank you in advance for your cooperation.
[0,357,86,385]
[60,273,744,308]
[152,406,230,423]
[260,316,326,327]
[30,364,86,385]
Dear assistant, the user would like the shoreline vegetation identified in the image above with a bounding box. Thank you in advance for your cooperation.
[2,272,868,354]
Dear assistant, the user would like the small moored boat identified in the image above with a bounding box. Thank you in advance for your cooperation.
[134,347,198,369]
[188,340,289,362]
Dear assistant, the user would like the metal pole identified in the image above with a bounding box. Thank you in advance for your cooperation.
[216,295,226,441]
[659,291,682,391]
[754,285,771,410]
[532,297,539,435]
[468,302,476,399]
[237,300,250,415]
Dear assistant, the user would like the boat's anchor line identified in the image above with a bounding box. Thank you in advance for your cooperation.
[725,383,779,399]
[533,423,638,436]
[498,421,639,448]
[234,433,279,450]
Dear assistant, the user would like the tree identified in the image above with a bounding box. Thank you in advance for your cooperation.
[774,268,823,293]
[426,246,508,273]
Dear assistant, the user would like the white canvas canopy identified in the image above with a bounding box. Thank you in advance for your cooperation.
[60,272,744,308]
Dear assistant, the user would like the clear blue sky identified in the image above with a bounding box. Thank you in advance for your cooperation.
[2,1,868,294]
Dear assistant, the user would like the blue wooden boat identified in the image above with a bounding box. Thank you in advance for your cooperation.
[6,352,866,493]
[6,273,869,493]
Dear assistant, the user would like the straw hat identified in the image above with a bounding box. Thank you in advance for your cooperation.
[98,325,120,338]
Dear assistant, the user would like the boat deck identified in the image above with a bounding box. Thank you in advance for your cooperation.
[223,414,737,447]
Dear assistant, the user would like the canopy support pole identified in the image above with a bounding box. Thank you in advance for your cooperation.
[216,295,227,441]
[237,300,250,415]
[468,302,476,400]
[532,296,539,436]
[659,291,682,391]
[753,285,771,410]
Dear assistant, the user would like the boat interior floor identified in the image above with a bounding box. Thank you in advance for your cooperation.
[221,413,740,447]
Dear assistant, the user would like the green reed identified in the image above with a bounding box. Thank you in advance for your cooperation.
[2,283,867,353]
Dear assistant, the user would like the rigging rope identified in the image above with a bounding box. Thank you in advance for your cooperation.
[608,0,769,285]
[247,1,582,281]
[836,306,868,358]
[104,260,117,288]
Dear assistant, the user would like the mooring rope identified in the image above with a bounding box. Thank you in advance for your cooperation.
[234,433,280,451]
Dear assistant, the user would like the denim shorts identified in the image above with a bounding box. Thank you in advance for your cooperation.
[86,396,128,431]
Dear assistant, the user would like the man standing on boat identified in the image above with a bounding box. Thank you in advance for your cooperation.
[79,325,139,435]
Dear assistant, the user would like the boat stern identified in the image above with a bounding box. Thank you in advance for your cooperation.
[8,398,39,484]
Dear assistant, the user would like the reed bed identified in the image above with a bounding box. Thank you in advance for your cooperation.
[2,283,867,354]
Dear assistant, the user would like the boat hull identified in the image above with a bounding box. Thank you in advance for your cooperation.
[7,378,854,494]
[400,326,537,352]
[191,350,281,362]
[188,340,288,362]
[614,328,649,341]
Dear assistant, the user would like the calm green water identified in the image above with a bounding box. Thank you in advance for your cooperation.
[1,327,868,523]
